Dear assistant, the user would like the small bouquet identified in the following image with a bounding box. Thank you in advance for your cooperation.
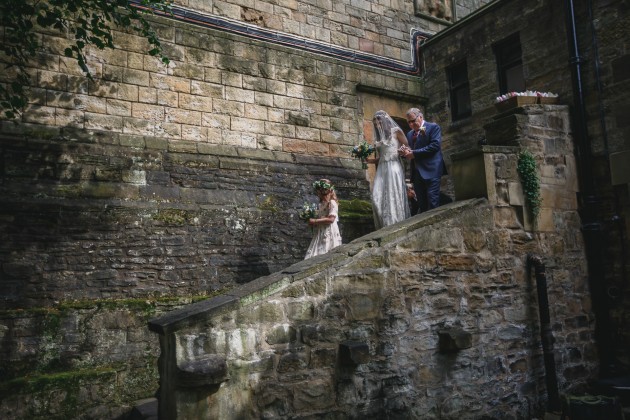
[351,141,375,169]
[298,202,318,232]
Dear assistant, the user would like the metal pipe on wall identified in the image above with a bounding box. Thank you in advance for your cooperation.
[563,0,616,377]
[528,254,561,412]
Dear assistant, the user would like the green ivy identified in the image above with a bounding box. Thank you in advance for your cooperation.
[517,150,542,223]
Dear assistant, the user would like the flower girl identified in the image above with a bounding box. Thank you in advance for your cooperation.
[304,179,342,259]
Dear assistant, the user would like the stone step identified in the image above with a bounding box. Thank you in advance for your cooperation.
[127,398,158,420]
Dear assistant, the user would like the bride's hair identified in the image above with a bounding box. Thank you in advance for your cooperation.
[372,110,402,143]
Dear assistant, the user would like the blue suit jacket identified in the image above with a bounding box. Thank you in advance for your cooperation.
[406,122,445,180]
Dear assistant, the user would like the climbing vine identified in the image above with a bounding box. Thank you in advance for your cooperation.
[517,150,542,223]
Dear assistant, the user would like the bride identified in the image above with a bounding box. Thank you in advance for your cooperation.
[367,110,411,228]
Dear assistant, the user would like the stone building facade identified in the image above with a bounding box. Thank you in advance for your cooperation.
[0,0,628,417]
[418,0,630,376]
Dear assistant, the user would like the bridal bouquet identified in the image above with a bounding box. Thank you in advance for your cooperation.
[351,141,375,169]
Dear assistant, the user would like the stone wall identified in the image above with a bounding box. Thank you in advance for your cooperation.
[420,0,570,157]
[0,4,420,415]
[419,0,630,374]
[0,3,432,310]
[0,298,186,419]
[149,104,597,419]
[150,196,596,419]
[0,124,373,309]
[169,0,449,60]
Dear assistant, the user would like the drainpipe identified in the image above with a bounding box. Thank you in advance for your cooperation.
[528,254,561,412]
[563,0,615,376]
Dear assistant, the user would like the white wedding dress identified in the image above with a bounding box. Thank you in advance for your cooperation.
[304,200,342,259]
[372,127,411,229]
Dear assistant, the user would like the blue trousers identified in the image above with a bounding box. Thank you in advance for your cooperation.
[412,176,441,214]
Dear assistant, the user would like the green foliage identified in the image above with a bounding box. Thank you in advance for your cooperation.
[0,0,172,119]
[517,150,542,223]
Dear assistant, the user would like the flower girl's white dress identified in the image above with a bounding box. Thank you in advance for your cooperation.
[372,128,411,229]
[304,200,342,259]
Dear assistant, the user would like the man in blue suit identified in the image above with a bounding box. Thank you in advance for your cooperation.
[399,108,446,213]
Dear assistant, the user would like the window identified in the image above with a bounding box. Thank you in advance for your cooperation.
[494,33,525,94]
[448,61,471,121]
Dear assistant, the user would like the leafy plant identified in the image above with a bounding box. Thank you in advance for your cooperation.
[0,0,172,119]
[517,150,542,223]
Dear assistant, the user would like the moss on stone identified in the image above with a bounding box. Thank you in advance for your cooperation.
[0,291,228,318]
[0,365,117,395]
[338,199,372,219]
[257,195,281,213]
[152,208,190,225]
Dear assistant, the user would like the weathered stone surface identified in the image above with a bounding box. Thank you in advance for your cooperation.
[150,190,594,419]
[176,355,228,387]
[339,341,370,365]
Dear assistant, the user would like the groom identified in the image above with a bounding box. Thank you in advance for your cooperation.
[399,108,445,213]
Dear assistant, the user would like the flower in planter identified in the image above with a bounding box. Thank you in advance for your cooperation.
[495,91,558,103]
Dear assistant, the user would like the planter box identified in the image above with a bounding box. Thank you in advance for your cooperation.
[538,96,559,105]
[494,95,538,112]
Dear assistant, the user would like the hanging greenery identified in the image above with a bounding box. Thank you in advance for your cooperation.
[517,150,542,223]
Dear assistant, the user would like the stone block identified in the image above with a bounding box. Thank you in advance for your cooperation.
[171,63,204,80]
[610,150,630,185]
[55,109,85,128]
[84,113,123,132]
[138,86,157,104]
[265,325,298,345]
[535,207,555,232]
[118,84,139,101]
[292,378,335,410]
[307,140,329,155]
[212,99,244,116]
[123,117,154,136]
[122,68,150,86]
[178,94,213,112]
[157,90,179,108]
[339,341,370,365]
[132,103,164,121]
[181,124,208,142]
[150,73,191,93]
[287,301,315,321]
[156,122,183,139]
[191,81,223,98]
[176,355,228,387]
[273,95,301,111]
[438,328,472,353]
[450,149,488,200]
[165,108,201,125]
[508,182,524,206]
[107,99,132,117]
[277,351,308,373]
[347,294,379,320]
[231,116,265,134]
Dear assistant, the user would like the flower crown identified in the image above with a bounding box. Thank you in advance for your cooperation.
[312,180,334,192]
